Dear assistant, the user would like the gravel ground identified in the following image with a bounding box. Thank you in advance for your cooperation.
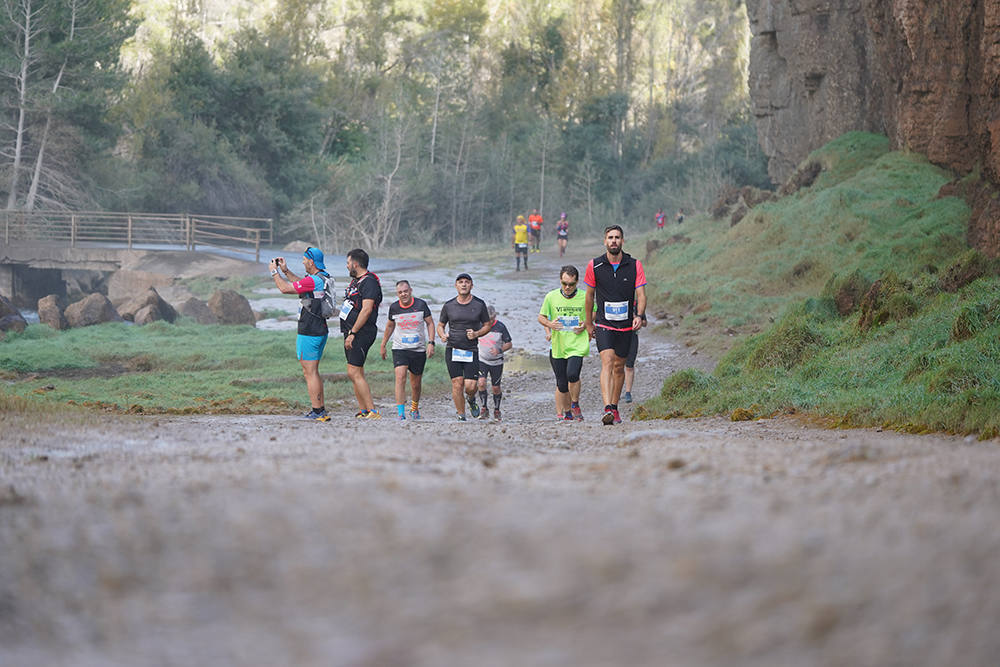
[3,244,1000,666]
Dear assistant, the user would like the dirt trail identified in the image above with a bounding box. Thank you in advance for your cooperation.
[2,242,1000,666]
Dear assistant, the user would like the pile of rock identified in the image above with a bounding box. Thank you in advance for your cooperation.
[0,288,257,334]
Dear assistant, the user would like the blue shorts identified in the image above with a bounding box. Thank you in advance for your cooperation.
[296,334,328,361]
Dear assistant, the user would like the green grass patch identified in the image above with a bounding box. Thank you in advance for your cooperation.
[0,321,452,414]
[642,131,1000,437]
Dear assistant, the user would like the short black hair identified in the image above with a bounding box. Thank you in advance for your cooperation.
[395,280,410,288]
[604,224,624,237]
[347,248,369,268]
[560,265,579,280]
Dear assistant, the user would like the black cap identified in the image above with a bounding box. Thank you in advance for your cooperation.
[456,272,472,281]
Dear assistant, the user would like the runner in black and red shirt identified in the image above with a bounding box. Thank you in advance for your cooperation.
[340,248,383,419]
[380,280,435,420]
[584,225,647,425]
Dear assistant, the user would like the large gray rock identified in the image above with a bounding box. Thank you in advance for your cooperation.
[37,294,67,330]
[64,293,123,328]
[107,268,174,303]
[178,297,219,325]
[118,288,178,325]
[207,289,255,325]
[0,294,27,334]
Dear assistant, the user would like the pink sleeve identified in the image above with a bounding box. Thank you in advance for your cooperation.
[583,260,596,288]
[292,275,318,294]
[635,260,647,288]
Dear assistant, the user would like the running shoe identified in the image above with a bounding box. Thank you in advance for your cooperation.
[613,409,622,424]
[478,407,489,420]
[571,404,583,421]
[397,413,406,421]
[304,409,330,422]
[563,411,575,421]
[602,409,615,425]
[624,391,633,403]
[364,410,382,419]
[493,408,501,421]
[467,395,480,418]
[409,409,421,420]
[457,413,467,422]
[355,410,369,418]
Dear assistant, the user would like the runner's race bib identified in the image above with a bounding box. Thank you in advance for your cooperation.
[401,334,420,346]
[452,348,474,363]
[604,300,629,321]
[558,316,580,328]
[339,301,353,320]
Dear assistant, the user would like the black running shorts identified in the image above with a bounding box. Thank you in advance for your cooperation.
[595,326,633,359]
[344,327,377,367]
[392,348,427,375]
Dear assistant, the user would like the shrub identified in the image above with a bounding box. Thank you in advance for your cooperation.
[822,269,871,315]
[660,368,712,400]
[746,315,825,370]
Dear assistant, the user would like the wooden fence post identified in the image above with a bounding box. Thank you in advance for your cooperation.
[127,215,133,249]
[185,214,193,250]
[71,213,77,247]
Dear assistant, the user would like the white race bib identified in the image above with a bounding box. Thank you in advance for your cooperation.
[604,300,629,321]
[339,301,353,321]
[452,348,474,363]
[401,334,420,346]
[558,316,580,328]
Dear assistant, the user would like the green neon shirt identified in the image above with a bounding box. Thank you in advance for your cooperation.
[540,288,591,359]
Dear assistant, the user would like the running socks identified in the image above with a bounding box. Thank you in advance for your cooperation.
[479,390,488,409]
[493,392,502,409]
[397,403,405,418]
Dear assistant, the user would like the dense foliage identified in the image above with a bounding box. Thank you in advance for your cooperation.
[1,0,767,247]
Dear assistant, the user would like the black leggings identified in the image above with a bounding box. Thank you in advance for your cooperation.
[550,353,584,393]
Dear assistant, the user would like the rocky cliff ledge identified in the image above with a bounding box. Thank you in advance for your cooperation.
[747,0,1000,255]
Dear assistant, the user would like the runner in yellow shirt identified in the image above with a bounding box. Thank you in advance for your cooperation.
[512,215,529,271]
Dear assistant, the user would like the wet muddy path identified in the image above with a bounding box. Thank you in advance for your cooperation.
[3,242,1000,666]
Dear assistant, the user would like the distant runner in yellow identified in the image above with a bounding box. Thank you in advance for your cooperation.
[513,215,529,271]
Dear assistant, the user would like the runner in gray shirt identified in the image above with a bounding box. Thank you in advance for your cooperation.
[437,273,491,421]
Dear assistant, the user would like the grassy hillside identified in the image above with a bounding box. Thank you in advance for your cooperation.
[641,131,1000,437]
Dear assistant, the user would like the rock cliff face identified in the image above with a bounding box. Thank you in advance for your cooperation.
[747,0,1000,254]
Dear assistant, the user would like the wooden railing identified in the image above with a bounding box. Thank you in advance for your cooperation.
[1,210,273,262]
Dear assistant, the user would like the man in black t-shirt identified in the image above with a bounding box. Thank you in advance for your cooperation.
[380,280,436,420]
[437,273,492,421]
[341,248,383,419]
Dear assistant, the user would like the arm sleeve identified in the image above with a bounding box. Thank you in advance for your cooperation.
[583,260,596,288]
[292,275,318,294]
[635,260,647,288]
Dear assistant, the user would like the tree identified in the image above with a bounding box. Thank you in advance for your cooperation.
[1,0,135,210]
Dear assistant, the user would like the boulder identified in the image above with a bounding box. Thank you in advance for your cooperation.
[207,289,255,325]
[107,269,174,303]
[37,295,67,330]
[178,297,219,325]
[118,288,178,324]
[0,314,27,334]
[0,295,27,334]
[64,293,123,328]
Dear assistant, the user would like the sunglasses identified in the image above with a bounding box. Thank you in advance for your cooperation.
[561,281,578,287]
